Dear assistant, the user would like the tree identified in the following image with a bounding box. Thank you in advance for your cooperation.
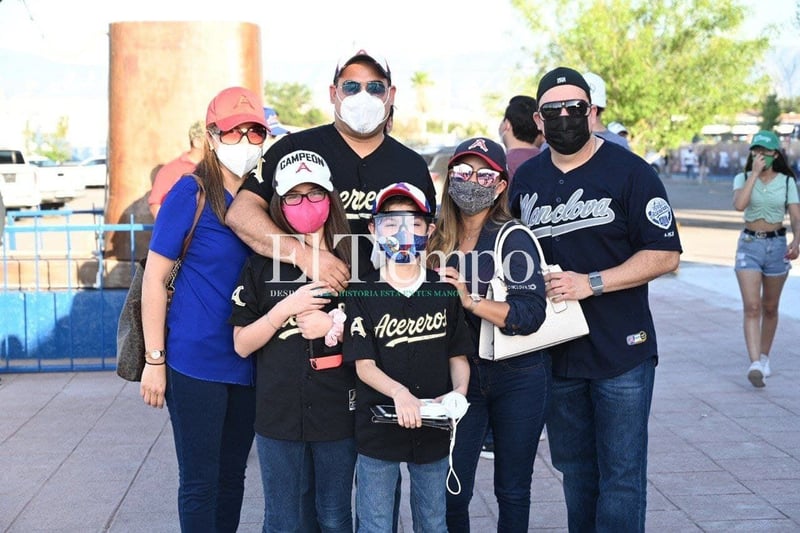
[759,94,781,130]
[23,116,71,162]
[264,81,328,128]
[410,71,434,115]
[410,71,434,142]
[510,0,770,152]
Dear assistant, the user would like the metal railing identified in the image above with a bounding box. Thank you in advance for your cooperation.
[1,208,152,373]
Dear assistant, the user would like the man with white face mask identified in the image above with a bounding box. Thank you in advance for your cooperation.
[227,50,436,287]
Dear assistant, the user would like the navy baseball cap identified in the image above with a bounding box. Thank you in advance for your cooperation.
[448,137,507,173]
[536,67,592,102]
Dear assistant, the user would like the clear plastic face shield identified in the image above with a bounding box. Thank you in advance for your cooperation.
[373,211,433,263]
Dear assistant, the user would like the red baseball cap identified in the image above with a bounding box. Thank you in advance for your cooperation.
[373,182,431,215]
[206,86,267,132]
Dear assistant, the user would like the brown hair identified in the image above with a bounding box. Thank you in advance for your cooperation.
[192,141,229,224]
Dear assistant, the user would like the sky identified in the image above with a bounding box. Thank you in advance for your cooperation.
[0,0,797,150]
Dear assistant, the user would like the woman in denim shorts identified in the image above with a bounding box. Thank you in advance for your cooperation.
[732,130,800,388]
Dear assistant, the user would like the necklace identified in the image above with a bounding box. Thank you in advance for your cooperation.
[462,230,481,241]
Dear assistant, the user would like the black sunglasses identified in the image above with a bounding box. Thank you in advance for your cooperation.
[538,99,591,120]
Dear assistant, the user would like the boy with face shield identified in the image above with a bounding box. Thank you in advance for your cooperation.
[343,182,471,533]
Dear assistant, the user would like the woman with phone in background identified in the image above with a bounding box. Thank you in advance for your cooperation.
[732,130,799,388]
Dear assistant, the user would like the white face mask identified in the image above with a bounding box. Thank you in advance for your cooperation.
[337,90,388,135]
[215,141,262,177]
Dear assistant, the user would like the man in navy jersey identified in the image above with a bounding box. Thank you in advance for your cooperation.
[226,51,436,288]
[509,67,682,533]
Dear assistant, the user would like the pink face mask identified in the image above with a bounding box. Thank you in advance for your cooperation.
[281,195,331,234]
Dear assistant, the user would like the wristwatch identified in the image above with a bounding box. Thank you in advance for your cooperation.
[467,293,482,311]
[588,271,604,297]
[145,349,165,362]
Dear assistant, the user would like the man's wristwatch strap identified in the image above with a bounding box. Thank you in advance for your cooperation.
[588,271,604,297]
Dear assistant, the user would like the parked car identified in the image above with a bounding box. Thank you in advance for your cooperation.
[28,156,84,208]
[78,157,108,188]
[0,149,43,209]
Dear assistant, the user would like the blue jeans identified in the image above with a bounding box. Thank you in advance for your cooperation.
[547,356,656,533]
[446,351,551,532]
[356,454,448,533]
[165,366,256,533]
[256,434,356,533]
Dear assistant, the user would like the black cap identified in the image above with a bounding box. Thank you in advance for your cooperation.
[536,67,592,102]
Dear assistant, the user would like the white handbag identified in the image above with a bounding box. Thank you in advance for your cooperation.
[478,221,590,360]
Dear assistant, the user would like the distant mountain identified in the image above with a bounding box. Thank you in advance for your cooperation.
[0,49,107,99]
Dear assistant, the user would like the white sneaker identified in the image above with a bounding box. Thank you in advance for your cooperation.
[760,356,771,377]
[747,361,765,388]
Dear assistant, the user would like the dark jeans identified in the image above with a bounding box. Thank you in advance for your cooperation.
[547,356,656,533]
[166,366,256,533]
[446,351,551,532]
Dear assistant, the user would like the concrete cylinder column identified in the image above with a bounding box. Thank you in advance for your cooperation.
[104,21,262,273]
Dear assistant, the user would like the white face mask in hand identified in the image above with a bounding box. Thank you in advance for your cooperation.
[441,391,470,496]
[337,91,388,134]
[215,142,262,177]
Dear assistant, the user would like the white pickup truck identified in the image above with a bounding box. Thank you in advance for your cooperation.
[27,156,85,207]
[0,149,42,209]
[0,150,85,209]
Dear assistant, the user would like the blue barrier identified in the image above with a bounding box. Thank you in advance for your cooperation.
[1,208,152,373]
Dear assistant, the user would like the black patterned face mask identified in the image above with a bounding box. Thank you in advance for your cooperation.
[447,179,496,216]
[543,115,591,155]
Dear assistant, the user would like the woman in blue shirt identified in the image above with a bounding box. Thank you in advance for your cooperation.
[732,130,800,388]
[140,86,266,532]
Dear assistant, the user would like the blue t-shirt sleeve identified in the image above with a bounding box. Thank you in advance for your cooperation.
[498,225,547,336]
[149,175,202,260]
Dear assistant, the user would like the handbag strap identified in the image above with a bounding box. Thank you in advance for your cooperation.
[179,174,206,260]
[491,220,548,278]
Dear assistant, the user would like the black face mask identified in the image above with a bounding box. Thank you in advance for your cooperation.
[543,115,591,155]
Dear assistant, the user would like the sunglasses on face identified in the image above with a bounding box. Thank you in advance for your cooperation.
[339,80,388,97]
[538,99,591,120]
[448,163,501,188]
[213,125,268,145]
[281,189,328,206]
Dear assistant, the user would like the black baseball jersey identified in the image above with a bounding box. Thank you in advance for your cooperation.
[509,141,683,379]
[229,254,356,442]
[343,269,473,464]
[241,124,436,278]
